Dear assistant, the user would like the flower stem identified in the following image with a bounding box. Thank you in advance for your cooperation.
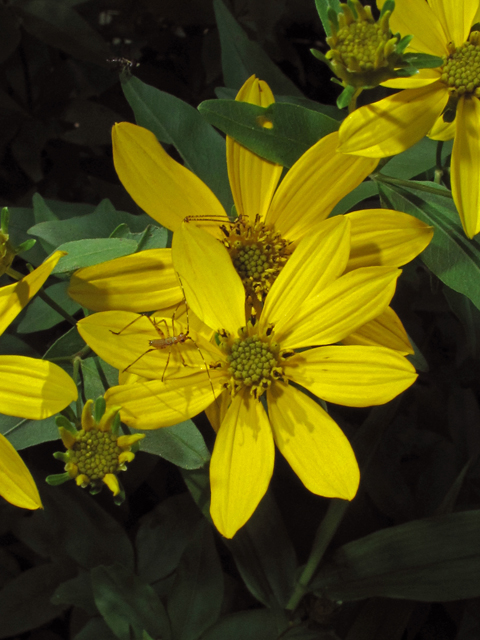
[36,289,77,326]
[72,356,82,419]
[434,140,444,184]
[286,498,349,612]
[348,87,363,113]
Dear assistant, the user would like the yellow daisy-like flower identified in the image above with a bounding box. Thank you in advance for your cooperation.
[78,220,417,538]
[69,76,432,337]
[47,397,144,504]
[0,251,79,510]
[338,0,480,238]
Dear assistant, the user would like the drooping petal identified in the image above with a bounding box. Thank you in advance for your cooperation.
[205,388,230,433]
[260,217,351,333]
[378,0,448,56]
[428,115,456,141]
[277,267,400,349]
[0,251,65,336]
[112,123,227,231]
[266,132,378,241]
[342,306,414,354]
[428,0,479,48]
[105,369,227,429]
[102,474,120,496]
[286,345,417,407]
[210,390,275,538]
[172,223,245,334]
[68,249,182,312]
[77,311,222,381]
[338,83,449,158]
[227,76,283,222]
[345,209,433,271]
[0,433,42,510]
[451,96,480,238]
[0,356,78,419]
[268,383,359,500]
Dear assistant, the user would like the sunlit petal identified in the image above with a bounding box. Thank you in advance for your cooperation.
[338,83,448,157]
[286,345,417,406]
[0,433,42,509]
[429,0,479,48]
[266,132,378,241]
[451,96,480,238]
[428,115,456,141]
[382,69,443,90]
[345,209,434,270]
[0,356,78,419]
[112,122,226,231]
[268,383,359,500]
[227,76,283,222]
[172,223,245,333]
[210,390,274,538]
[0,251,65,336]
[342,306,414,354]
[277,267,400,349]
[68,249,182,312]
[105,369,227,429]
[205,388,230,433]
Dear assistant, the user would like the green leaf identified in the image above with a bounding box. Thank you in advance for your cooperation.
[136,420,211,469]
[73,617,118,640]
[80,357,119,401]
[180,467,211,521]
[225,490,297,607]
[33,192,58,223]
[0,563,74,639]
[213,0,302,96]
[402,52,443,69]
[314,0,341,37]
[0,413,59,449]
[91,563,171,640]
[51,238,138,274]
[43,325,86,378]
[121,75,232,212]
[200,609,278,640]
[167,520,223,640]
[381,138,452,180]
[61,98,121,146]
[311,509,480,601]
[330,182,378,216]
[111,224,168,251]
[52,569,97,616]
[136,493,202,585]
[337,84,356,110]
[14,0,110,65]
[198,100,338,168]
[377,181,480,312]
[17,282,80,333]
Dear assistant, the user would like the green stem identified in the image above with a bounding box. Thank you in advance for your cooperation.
[374,172,453,198]
[434,140,444,185]
[37,289,77,326]
[72,356,82,419]
[348,87,363,113]
[286,498,349,612]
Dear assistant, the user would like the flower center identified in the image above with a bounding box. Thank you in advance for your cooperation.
[0,230,14,277]
[70,430,122,481]
[219,323,293,399]
[440,32,480,97]
[333,20,390,72]
[219,215,292,303]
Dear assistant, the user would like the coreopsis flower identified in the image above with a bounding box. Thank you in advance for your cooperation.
[0,251,78,510]
[47,397,144,504]
[338,0,480,238]
[69,76,433,352]
[77,220,417,538]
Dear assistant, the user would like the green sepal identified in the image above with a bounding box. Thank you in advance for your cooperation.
[111,412,121,437]
[14,239,36,254]
[46,472,71,486]
[336,84,356,109]
[402,51,443,69]
[55,415,77,433]
[94,396,106,424]
[310,48,335,73]
[114,487,126,506]
[89,485,102,496]
[379,0,395,18]
[346,0,358,19]
[53,451,70,462]
[1,207,9,234]
[327,6,339,30]
[395,34,414,55]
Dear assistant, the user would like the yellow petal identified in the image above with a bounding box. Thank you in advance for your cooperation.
[382,69,443,90]
[0,356,77,420]
[0,433,42,510]
[451,96,480,238]
[260,217,351,333]
[266,131,378,242]
[0,251,66,336]
[68,249,182,312]
[378,0,448,57]
[103,473,120,496]
[277,267,400,349]
[429,0,479,48]
[287,345,417,406]
[112,122,226,231]
[428,114,456,141]
[345,209,433,270]
[268,383,359,500]
[342,306,414,354]
[77,311,222,381]
[227,76,283,222]
[210,390,274,538]
[172,223,245,334]
[338,83,449,158]
[105,369,227,429]
[205,388,230,433]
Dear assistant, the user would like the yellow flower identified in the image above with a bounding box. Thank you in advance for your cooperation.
[0,251,79,510]
[47,397,144,504]
[338,0,480,238]
[69,76,433,335]
[78,220,417,538]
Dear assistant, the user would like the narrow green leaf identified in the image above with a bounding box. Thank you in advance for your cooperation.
[51,238,138,274]
[121,75,232,212]
[199,99,338,167]
[311,509,480,601]
[0,413,59,450]
[213,0,302,96]
[402,52,443,69]
[136,420,211,469]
